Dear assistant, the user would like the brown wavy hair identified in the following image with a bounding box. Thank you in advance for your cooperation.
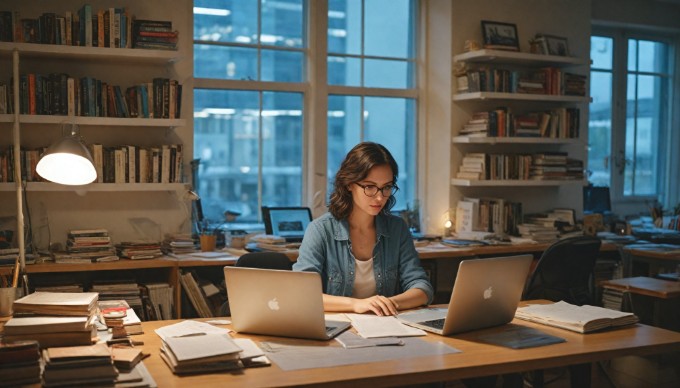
[329,142,399,220]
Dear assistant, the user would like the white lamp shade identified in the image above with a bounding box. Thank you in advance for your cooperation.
[36,136,97,185]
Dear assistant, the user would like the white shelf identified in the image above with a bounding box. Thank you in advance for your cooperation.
[452,136,580,145]
[0,42,180,64]
[453,49,589,67]
[0,182,187,192]
[453,92,590,103]
[451,179,586,187]
[0,114,185,127]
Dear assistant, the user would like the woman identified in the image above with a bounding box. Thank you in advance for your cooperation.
[293,142,433,316]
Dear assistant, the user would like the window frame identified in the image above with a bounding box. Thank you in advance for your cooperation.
[590,26,678,210]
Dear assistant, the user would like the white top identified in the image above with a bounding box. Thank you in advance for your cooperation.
[351,258,377,299]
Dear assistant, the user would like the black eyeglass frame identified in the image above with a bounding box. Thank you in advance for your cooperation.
[354,182,399,197]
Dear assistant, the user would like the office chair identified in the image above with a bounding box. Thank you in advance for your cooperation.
[522,235,602,388]
[523,235,602,306]
[219,252,293,316]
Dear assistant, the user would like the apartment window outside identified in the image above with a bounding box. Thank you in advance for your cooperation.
[589,30,674,205]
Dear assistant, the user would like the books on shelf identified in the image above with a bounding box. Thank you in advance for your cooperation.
[179,271,214,318]
[455,152,583,182]
[459,66,587,97]
[515,301,639,333]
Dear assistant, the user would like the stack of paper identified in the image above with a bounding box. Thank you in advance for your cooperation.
[0,340,41,386]
[515,301,639,333]
[42,343,118,387]
[5,292,99,348]
[160,332,244,374]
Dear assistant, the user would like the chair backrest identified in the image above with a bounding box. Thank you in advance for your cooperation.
[523,236,602,306]
[235,251,293,270]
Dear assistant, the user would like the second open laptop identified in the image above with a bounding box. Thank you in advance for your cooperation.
[223,267,350,340]
[397,254,533,335]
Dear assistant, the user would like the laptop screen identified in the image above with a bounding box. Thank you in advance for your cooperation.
[262,207,313,240]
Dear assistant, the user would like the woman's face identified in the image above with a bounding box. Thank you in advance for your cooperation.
[349,164,394,217]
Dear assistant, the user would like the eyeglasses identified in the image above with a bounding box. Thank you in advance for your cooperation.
[355,182,399,197]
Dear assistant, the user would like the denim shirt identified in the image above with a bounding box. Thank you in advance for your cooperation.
[293,212,434,304]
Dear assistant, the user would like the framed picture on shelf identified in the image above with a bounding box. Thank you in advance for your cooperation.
[481,20,519,51]
[541,34,570,56]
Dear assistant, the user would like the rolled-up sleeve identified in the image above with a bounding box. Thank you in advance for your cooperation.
[397,221,434,304]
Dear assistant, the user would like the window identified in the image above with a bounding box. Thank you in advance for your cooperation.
[193,0,306,222]
[326,0,418,209]
[194,1,420,224]
[589,29,674,207]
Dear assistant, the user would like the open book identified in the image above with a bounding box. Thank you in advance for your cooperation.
[515,301,638,333]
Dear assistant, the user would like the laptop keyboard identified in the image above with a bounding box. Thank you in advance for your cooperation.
[421,318,445,330]
[325,326,336,334]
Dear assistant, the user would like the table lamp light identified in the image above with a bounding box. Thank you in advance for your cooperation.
[36,124,97,185]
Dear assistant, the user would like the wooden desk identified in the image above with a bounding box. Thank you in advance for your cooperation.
[136,314,680,387]
[621,244,680,277]
[601,277,680,330]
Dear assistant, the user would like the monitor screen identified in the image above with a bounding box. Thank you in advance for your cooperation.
[583,186,611,214]
[262,207,313,239]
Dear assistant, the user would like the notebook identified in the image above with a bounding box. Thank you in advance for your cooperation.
[397,255,533,335]
[261,206,313,243]
[223,267,350,340]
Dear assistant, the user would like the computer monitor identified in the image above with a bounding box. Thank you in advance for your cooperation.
[261,206,313,242]
[583,186,611,214]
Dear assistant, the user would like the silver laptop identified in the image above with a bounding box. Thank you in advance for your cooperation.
[397,255,533,335]
[223,267,350,340]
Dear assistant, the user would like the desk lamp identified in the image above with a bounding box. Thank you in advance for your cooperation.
[36,124,97,185]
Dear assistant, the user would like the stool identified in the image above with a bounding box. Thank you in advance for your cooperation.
[600,276,680,331]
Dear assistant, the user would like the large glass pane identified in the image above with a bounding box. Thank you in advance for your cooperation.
[590,36,613,70]
[261,49,304,82]
[624,74,660,196]
[638,40,668,73]
[261,0,305,48]
[194,44,257,80]
[364,58,413,88]
[328,0,361,55]
[327,95,362,194]
[364,0,415,58]
[261,92,304,207]
[363,97,416,210]
[194,89,260,222]
[193,0,257,43]
[588,71,612,186]
[328,55,361,86]
[627,39,637,72]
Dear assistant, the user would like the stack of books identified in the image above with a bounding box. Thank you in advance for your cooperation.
[0,340,41,386]
[455,153,488,180]
[132,19,178,50]
[42,343,118,387]
[159,332,244,374]
[143,283,174,320]
[98,299,144,337]
[5,292,99,348]
[116,241,163,260]
[162,233,198,255]
[56,229,118,263]
[90,279,143,317]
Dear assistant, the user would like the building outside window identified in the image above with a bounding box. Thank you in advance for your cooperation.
[193,0,419,225]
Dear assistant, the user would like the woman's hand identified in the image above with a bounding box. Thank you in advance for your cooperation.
[353,295,399,316]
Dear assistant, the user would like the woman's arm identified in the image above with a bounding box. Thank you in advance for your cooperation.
[322,288,427,316]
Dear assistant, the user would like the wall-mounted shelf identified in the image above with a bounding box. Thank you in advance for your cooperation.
[453,92,590,103]
[0,182,187,192]
[452,136,580,145]
[451,179,586,187]
[453,49,589,67]
[0,114,185,127]
[0,42,180,64]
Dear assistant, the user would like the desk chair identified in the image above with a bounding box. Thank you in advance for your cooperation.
[522,235,602,388]
[219,252,293,316]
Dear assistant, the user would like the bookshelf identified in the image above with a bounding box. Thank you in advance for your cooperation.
[444,0,593,238]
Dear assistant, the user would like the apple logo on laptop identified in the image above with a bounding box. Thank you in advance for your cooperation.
[483,286,493,300]
[268,297,280,311]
